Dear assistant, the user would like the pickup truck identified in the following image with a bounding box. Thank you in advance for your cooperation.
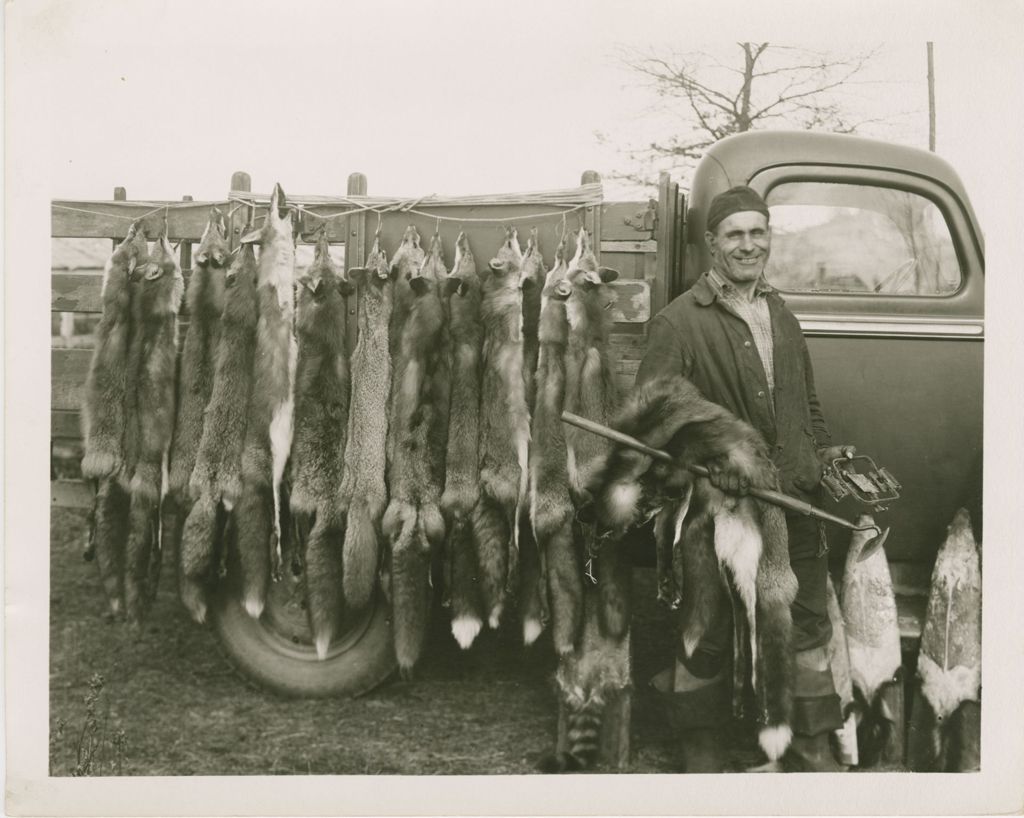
[50,130,983,703]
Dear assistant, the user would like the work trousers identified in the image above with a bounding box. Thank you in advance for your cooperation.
[676,509,844,737]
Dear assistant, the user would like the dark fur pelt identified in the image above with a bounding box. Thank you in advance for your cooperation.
[180,243,259,623]
[520,227,545,412]
[166,210,229,588]
[289,231,352,657]
[562,228,620,504]
[587,374,799,760]
[475,227,531,629]
[81,227,149,617]
[383,229,450,674]
[439,231,486,648]
[122,236,184,622]
[528,237,581,655]
[338,237,393,609]
[237,184,297,617]
[81,227,149,481]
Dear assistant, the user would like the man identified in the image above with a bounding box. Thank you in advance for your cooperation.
[636,185,853,772]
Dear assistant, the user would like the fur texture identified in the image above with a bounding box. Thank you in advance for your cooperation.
[519,227,545,412]
[338,237,393,609]
[544,588,631,772]
[180,243,259,623]
[383,228,450,673]
[122,236,184,622]
[528,235,581,654]
[82,227,149,617]
[587,374,799,750]
[290,231,352,657]
[81,227,149,480]
[237,183,296,616]
[439,231,485,647]
[167,210,229,595]
[475,227,530,628]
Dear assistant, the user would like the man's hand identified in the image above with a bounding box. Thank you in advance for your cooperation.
[706,457,750,496]
[817,444,857,465]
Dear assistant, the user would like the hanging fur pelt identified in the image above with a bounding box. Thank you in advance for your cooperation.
[289,230,353,658]
[528,233,579,654]
[439,231,486,649]
[81,225,150,616]
[338,235,393,610]
[179,242,259,623]
[383,228,450,674]
[473,227,531,630]
[122,235,185,622]
[561,228,626,640]
[517,227,548,645]
[166,209,229,584]
[588,374,799,764]
[236,183,297,618]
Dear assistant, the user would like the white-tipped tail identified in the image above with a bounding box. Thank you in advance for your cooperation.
[488,605,504,630]
[315,634,332,661]
[523,618,544,646]
[452,616,483,650]
[758,724,793,761]
[243,596,265,620]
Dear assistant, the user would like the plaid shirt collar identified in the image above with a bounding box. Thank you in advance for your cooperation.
[706,267,774,301]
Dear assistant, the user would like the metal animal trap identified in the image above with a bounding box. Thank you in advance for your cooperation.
[821,454,901,511]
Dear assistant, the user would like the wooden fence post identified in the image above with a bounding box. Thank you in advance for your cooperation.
[228,172,252,251]
[580,170,602,261]
[344,172,368,353]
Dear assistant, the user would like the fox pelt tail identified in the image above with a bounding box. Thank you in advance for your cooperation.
[447,512,485,649]
[545,519,583,656]
[90,477,130,617]
[343,495,383,610]
[124,464,163,623]
[178,492,221,623]
[304,511,346,660]
[384,500,432,675]
[470,493,510,630]
[752,501,798,760]
[518,519,548,646]
[235,480,273,620]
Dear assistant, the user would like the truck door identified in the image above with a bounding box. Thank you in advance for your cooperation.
[748,166,983,582]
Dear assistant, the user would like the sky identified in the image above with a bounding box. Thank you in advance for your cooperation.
[26,0,1014,234]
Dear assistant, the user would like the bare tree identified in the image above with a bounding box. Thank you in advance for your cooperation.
[600,43,883,189]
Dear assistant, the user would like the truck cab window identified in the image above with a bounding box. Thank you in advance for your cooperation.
[764,181,961,296]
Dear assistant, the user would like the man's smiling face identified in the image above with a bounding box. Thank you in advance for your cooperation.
[706,210,771,286]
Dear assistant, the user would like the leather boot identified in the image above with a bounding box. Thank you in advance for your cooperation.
[651,660,731,773]
[785,731,846,772]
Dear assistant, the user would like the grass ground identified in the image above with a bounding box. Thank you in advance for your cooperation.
[50,507,770,776]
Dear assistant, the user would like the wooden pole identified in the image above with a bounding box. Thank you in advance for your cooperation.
[179,195,193,272]
[228,171,252,251]
[344,172,368,353]
[927,43,936,152]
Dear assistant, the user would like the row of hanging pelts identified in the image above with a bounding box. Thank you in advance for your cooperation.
[81,184,626,676]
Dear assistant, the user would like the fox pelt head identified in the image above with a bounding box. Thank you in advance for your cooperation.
[586,374,780,535]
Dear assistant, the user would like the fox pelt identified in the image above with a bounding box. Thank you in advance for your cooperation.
[236,183,297,618]
[82,226,150,617]
[122,236,185,622]
[289,230,353,658]
[166,210,229,582]
[439,231,486,649]
[338,236,393,611]
[383,229,450,674]
[180,242,259,623]
[527,234,580,654]
[473,227,531,631]
[587,374,799,762]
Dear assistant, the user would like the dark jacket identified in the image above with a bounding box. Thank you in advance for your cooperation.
[635,273,831,499]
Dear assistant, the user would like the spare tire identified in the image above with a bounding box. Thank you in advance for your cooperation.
[209,553,396,699]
